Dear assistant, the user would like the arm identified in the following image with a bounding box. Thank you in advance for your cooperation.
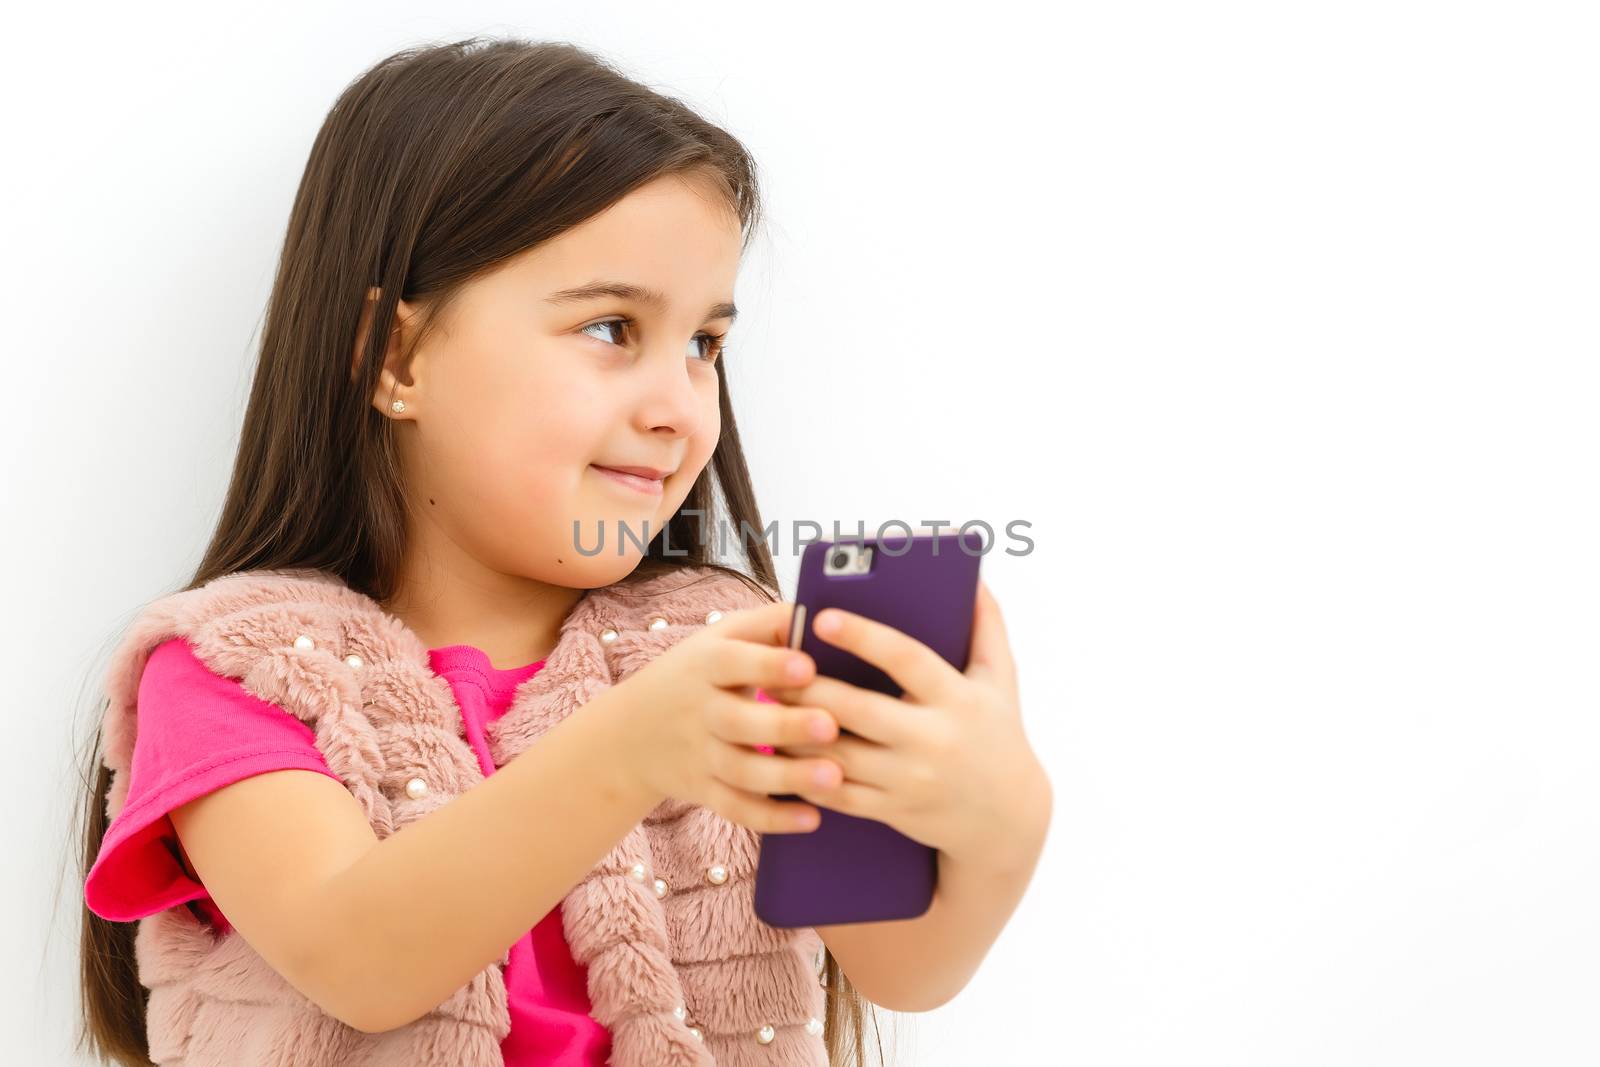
[814,766,1051,1013]
[170,683,659,1034]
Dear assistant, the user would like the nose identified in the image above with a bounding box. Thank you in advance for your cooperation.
[633,344,709,438]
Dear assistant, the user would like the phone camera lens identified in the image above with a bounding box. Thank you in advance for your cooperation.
[830,550,849,569]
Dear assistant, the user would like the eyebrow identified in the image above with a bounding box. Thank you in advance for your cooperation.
[545,280,738,323]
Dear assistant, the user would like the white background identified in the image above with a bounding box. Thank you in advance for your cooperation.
[5,2,1598,1064]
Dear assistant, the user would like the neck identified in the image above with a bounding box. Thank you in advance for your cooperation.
[380,555,587,671]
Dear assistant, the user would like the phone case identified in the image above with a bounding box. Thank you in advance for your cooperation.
[753,531,984,928]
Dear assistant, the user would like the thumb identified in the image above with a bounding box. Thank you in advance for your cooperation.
[966,578,1016,685]
[703,598,800,649]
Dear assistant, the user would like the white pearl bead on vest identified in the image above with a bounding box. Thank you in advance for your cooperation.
[628,862,647,882]
[757,1023,776,1044]
[673,1004,686,1021]
[293,634,314,651]
[405,777,428,800]
[706,864,728,885]
[805,1016,823,1036]
[344,653,364,669]
[599,628,618,644]
[648,616,668,631]
[653,878,668,898]
[688,1026,703,1041]
[704,610,723,625]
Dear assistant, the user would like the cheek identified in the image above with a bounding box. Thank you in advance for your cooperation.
[420,350,604,523]
[683,399,721,480]
[415,342,724,567]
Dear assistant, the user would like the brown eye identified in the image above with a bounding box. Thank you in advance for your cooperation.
[580,317,727,365]
[581,319,628,345]
[690,332,729,364]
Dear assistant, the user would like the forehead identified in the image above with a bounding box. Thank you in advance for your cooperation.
[510,175,743,293]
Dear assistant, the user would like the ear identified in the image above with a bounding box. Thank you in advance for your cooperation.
[352,287,421,419]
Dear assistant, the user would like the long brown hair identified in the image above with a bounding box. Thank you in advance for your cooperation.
[74,35,886,1066]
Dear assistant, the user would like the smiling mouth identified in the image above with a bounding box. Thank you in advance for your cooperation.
[590,464,667,495]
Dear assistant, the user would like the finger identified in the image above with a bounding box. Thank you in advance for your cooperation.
[701,634,818,693]
[761,674,915,749]
[966,578,1017,684]
[700,598,800,648]
[708,692,840,748]
[704,777,823,835]
[809,607,964,706]
[793,779,889,823]
[773,734,893,790]
[709,738,844,797]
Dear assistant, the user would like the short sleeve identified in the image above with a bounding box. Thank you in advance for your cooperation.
[85,637,343,932]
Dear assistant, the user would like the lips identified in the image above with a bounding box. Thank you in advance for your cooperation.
[594,464,672,481]
[590,464,669,495]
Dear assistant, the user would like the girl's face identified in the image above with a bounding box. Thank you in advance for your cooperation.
[362,173,744,592]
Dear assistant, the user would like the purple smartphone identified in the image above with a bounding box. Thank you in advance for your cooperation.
[753,531,984,928]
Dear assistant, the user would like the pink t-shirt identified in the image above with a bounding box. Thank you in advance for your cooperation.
[84,636,611,1065]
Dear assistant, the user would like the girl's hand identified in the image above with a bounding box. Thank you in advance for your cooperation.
[605,600,846,835]
[763,579,1051,864]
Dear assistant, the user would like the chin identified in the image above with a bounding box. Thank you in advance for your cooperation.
[572,554,659,590]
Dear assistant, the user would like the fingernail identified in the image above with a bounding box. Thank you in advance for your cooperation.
[814,611,842,636]
[810,716,833,741]
[786,656,808,681]
[812,763,836,787]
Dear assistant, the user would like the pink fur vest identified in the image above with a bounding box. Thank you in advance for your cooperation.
[98,563,828,1066]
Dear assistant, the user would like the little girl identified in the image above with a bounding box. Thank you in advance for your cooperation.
[75,35,1052,1067]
